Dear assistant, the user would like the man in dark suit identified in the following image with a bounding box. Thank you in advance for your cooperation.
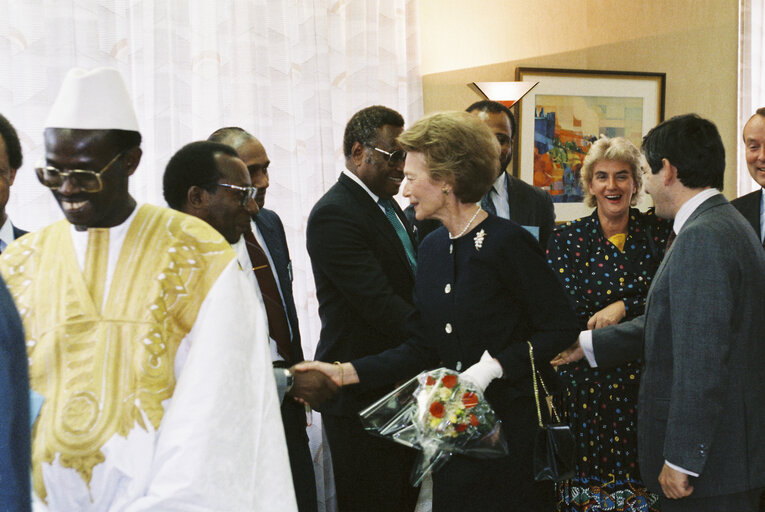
[732,107,765,248]
[164,139,334,512]
[553,114,765,511]
[405,101,555,248]
[0,275,30,511]
[306,105,419,512]
[0,114,27,250]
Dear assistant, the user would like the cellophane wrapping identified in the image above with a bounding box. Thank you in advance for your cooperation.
[359,368,508,485]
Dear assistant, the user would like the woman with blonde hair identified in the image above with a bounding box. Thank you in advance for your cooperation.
[547,136,671,511]
[300,111,579,511]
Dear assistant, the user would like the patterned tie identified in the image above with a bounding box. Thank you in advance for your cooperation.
[379,199,417,273]
[243,229,292,361]
[481,188,497,216]
[83,229,109,309]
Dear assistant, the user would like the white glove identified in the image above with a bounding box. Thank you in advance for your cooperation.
[460,350,503,392]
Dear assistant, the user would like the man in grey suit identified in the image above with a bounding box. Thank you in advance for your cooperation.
[405,101,555,247]
[732,107,765,248]
[553,114,765,511]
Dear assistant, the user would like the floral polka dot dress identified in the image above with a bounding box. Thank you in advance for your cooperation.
[546,208,670,512]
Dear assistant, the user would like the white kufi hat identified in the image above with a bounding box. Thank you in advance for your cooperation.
[45,67,140,131]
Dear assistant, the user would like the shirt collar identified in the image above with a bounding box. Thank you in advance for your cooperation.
[0,216,15,250]
[342,168,380,204]
[492,172,508,197]
[673,188,721,233]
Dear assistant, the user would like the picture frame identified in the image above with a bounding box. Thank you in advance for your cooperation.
[515,67,666,221]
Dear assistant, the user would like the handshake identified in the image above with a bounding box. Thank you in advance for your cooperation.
[289,351,508,410]
[284,360,351,409]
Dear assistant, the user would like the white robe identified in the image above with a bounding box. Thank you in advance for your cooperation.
[31,206,297,511]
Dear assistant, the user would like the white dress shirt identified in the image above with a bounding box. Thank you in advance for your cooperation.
[0,216,16,252]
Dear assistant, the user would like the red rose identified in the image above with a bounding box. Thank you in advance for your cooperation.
[462,392,478,409]
[430,401,445,418]
[469,414,479,426]
[426,376,436,386]
[456,423,468,432]
[441,374,458,389]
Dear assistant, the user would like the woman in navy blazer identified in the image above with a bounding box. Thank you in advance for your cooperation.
[300,112,579,511]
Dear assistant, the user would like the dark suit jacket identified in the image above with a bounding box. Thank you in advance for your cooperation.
[307,173,417,416]
[254,208,304,364]
[731,188,763,243]
[404,173,555,248]
[0,275,30,512]
[591,194,765,499]
[12,225,27,240]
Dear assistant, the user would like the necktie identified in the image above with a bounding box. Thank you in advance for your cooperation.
[243,229,292,361]
[83,229,109,309]
[665,229,676,252]
[379,199,417,273]
[481,188,497,216]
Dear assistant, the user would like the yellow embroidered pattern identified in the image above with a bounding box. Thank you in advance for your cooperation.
[0,204,234,501]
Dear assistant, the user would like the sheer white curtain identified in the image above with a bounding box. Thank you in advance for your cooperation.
[1,1,423,509]
[738,0,764,194]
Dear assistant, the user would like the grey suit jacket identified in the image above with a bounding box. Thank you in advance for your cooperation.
[591,194,765,498]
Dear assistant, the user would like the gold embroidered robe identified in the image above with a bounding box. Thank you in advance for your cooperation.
[0,204,297,511]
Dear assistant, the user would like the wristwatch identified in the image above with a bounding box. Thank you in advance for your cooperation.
[282,368,294,394]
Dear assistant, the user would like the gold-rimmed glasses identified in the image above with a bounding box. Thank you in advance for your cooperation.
[35,152,125,193]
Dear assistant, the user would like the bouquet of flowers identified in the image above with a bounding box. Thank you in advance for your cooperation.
[359,368,508,485]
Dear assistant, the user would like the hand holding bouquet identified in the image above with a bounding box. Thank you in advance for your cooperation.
[359,367,507,485]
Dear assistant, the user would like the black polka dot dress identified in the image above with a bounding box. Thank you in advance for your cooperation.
[547,208,670,512]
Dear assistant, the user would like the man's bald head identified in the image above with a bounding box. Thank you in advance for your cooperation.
[208,127,270,208]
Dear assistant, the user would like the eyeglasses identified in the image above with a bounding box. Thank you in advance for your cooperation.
[217,183,258,206]
[35,151,124,193]
[373,147,407,166]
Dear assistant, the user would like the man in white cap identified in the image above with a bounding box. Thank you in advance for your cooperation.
[0,68,297,511]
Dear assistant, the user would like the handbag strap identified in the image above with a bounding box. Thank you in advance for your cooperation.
[527,341,561,426]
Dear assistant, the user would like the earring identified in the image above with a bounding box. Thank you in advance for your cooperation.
[441,187,450,195]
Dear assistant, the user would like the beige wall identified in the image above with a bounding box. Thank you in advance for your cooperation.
[418,0,739,198]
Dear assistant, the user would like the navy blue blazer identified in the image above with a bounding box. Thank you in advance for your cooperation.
[0,275,30,512]
[354,215,579,404]
[254,208,304,364]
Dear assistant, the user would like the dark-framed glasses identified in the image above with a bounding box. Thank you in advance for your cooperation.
[373,147,407,166]
[35,151,125,193]
[217,183,258,206]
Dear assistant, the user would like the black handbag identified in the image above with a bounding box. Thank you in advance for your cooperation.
[527,341,575,482]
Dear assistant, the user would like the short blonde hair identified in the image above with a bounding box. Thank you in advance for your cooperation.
[397,111,499,203]
[580,136,644,208]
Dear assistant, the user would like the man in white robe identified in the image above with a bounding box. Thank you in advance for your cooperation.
[0,67,297,511]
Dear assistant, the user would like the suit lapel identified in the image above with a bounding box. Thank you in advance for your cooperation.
[651,195,725,287]
[339,174,415,278]
[740,190,762,238]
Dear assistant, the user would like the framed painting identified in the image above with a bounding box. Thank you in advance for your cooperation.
[515,67,665,221]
